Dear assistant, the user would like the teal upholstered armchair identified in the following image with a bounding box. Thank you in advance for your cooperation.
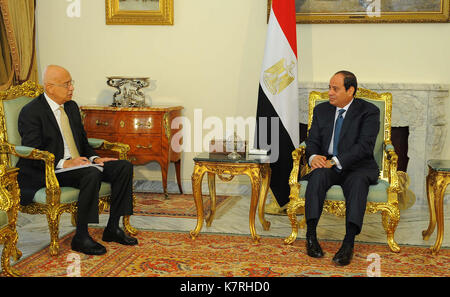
[284,88,401,253]
[0,81,137,256]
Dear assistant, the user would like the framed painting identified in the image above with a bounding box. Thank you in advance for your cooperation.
[267,0,450,24]
[106,0,173,25]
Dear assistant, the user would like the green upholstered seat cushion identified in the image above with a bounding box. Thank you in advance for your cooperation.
[3,96,33,167]
[0,210,7,228]
[32,182,112,204]
[299,179,390,203]
[368,99,385,169]
[88,138,105,149]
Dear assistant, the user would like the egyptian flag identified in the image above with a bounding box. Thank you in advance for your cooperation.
[255,0,299,207]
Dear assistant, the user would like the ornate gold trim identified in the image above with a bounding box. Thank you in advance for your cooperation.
[267,0,450,24]
[105,0,174,25]
[0,165,22,276]
[163,112,171,140]
[101,140,130,161]
[0,80,43,101]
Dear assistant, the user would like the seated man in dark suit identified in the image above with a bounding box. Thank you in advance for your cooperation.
[303,71,380,266]
[17,65,138,256]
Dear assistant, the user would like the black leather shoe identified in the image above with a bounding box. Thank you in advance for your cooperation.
[102,227,138,246]
[71,235,107,255]
[332,243,354,266]
[306,235,324,258]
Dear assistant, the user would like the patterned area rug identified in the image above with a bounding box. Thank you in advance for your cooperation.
[8,229,450,277]
[125,192,239,218]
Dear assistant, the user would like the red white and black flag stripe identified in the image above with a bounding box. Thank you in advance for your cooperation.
[255,0,299,207]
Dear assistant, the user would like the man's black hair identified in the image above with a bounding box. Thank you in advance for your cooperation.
[335,70,357,97]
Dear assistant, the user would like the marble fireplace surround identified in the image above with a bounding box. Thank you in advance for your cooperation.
[298,82,449,205]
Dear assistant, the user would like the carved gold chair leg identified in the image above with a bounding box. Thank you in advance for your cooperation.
[12,241,22,262]
[284,198,304,245]
[46,212,61,256]
[1,231,21,277]
[298,215,306,229]
[71,213,77,227]
[97,194,138,236]
[123,215,138,236]
[381,207,400,253]
[122,193,138,236]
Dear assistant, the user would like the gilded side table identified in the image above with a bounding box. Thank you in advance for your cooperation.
[189,153,271,243]
[422,159,450,255]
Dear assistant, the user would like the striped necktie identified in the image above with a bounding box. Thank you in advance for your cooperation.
[59,106,80,159]
[333,109,346,156]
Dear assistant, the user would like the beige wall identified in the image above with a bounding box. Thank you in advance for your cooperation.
[36,0,450,186]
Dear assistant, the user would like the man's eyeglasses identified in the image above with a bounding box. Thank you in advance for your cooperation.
[48,80,75,89]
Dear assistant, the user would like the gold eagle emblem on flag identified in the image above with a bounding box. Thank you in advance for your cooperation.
[263,58,295,95]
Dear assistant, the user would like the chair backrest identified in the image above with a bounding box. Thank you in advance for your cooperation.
[307,88,392,179]
[0,81,44,167]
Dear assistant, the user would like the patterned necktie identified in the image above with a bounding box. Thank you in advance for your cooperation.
[59,106,80,159]
[333,109,346,156]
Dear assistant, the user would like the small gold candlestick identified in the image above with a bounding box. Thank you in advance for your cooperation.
[227,132,241,160]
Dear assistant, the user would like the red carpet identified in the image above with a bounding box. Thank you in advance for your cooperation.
[7,229,449,277]
[124,192,239,218]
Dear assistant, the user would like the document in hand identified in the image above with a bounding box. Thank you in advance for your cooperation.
[55,163,104,174]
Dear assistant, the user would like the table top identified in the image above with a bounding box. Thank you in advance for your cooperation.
[428,159,450,172]
[193,152,270,164]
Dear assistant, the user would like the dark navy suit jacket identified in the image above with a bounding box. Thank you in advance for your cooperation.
[305,98,380,172]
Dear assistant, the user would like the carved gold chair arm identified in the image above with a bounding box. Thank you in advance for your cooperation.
[88,138,129,161]
[0,164,13,212]
[288,144,308,203]
[384,141,400,194]
[289,145,305,187]
[0,142,61,205]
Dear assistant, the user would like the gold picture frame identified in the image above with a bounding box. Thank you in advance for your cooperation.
[106,0,173,25]
[268,0,450,24]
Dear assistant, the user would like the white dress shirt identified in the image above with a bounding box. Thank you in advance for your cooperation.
[44,93,98,169]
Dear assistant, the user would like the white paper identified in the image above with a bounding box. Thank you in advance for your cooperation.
[249,149,268,155]
[55,163,104,174]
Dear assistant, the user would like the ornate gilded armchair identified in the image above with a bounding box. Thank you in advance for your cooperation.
[284,88,401,253]
[0,81,137,256]
[0,165,22,276]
